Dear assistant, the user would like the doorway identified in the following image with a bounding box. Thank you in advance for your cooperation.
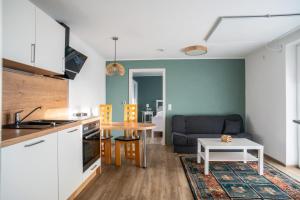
[129,68,166,145]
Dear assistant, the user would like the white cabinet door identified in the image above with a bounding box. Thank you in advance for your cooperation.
[35,7,65,74]
[3,0,36,65]
[1,133,59,200]
[58,126,83,200]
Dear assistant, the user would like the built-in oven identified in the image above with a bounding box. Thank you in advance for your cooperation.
[82,121,100,172]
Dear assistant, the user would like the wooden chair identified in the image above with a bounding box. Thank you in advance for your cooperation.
[99,104,113,164]
[114,104,141,167]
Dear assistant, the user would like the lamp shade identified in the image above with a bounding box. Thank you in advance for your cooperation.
[183,45,207,56]
[106,63,125,76]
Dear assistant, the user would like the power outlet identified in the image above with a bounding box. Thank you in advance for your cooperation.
[168,104,172,111]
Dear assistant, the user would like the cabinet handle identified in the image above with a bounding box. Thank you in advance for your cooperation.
[90,164,97,171]
[84,131,100,139]
[30,44,36,63]
[24,140,45,147]
[67,129,78,133]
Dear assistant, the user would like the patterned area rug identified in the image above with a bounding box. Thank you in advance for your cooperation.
[180,155,300,200]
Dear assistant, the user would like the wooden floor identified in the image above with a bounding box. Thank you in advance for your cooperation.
[266,158,300,181]
[77,137,300,200]
[77,141,193,200]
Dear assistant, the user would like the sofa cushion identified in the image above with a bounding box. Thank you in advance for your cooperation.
[225,114,244,132]
[187,134,222,146]
[185,116,224,134]
[172,115,186,133]
[186,132,252,146]
[172,132,188,145]
[223,120,241,135]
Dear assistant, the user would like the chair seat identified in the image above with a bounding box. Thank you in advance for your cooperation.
[101,135,113,140]
[115,136,140,141]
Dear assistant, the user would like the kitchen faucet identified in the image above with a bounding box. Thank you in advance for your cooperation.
[14,106,42,125]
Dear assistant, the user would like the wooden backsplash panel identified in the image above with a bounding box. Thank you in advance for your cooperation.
[2,70,68,124]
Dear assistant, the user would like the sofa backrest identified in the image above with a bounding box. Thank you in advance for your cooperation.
[172,114,244,134]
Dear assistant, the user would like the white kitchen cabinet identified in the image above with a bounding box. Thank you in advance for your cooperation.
[58,126,83,200]
[35,7,65,74]
[3,0,65,74]
[1,133,59,200]
[3,0,36,66]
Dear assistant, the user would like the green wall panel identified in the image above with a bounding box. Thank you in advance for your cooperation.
[106,59,245,145]
[133,76,162,121]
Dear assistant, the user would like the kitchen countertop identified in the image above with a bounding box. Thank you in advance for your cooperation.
[1,116,100,148]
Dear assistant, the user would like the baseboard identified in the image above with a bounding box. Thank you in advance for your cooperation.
[68,166,101,200]
[264,153,287,167]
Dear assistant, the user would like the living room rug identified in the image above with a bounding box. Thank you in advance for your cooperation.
[180,155,300,200]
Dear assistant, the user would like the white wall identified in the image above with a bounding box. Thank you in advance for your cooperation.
[297,45,300,166]
[286,44,297,165]
[68,32,106,116]
[246,29,300,165]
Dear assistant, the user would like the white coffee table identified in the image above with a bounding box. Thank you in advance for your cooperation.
[197,138,264,175]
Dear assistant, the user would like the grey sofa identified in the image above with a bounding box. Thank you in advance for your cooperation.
[172,114,251,153]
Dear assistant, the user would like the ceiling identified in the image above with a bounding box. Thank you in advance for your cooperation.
[30,0,300,60]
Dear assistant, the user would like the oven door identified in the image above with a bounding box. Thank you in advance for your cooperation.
[82,129,100,172]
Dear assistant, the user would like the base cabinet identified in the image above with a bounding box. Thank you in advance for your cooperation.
[0,133,58,200]
[58,126,83,200]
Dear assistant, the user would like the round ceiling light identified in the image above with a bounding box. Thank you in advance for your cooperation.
[182,45,207,56]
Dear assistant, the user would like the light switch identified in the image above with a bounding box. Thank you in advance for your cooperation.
[168,104,172,111]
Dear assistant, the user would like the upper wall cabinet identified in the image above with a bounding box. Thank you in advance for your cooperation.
[35,7,65,74]
[3,0,36,66]
[3,0,65,74]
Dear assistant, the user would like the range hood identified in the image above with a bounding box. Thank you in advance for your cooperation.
[58,23,87,80]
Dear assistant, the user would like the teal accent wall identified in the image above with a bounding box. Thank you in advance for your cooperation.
[106,59,245,145]
[133,76,162,121]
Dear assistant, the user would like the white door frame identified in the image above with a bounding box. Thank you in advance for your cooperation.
[132,79,138,104]
[129,68,166,145]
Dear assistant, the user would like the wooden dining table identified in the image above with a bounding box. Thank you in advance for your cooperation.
[100,122,156,168]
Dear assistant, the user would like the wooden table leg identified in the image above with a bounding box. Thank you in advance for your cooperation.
[115,141,121,167]
[104,140,111,164]
[135,140,140,167]
[108,139,112,164]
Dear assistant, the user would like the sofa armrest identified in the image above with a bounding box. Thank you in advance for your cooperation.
[172,132,188,146]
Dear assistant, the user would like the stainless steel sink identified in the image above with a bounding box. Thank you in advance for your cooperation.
[2,120,77,129]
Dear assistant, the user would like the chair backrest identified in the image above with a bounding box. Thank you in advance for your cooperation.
[123,104,138,137]
[124,104,138,122]
[99,104,112,137]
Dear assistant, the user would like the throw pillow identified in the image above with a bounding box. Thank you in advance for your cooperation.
[223,120,241,135]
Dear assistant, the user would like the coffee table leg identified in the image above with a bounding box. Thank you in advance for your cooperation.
[197,140,201,164]
[204,148,209,175]
[243,148,247,164]
[258,148,264,175]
